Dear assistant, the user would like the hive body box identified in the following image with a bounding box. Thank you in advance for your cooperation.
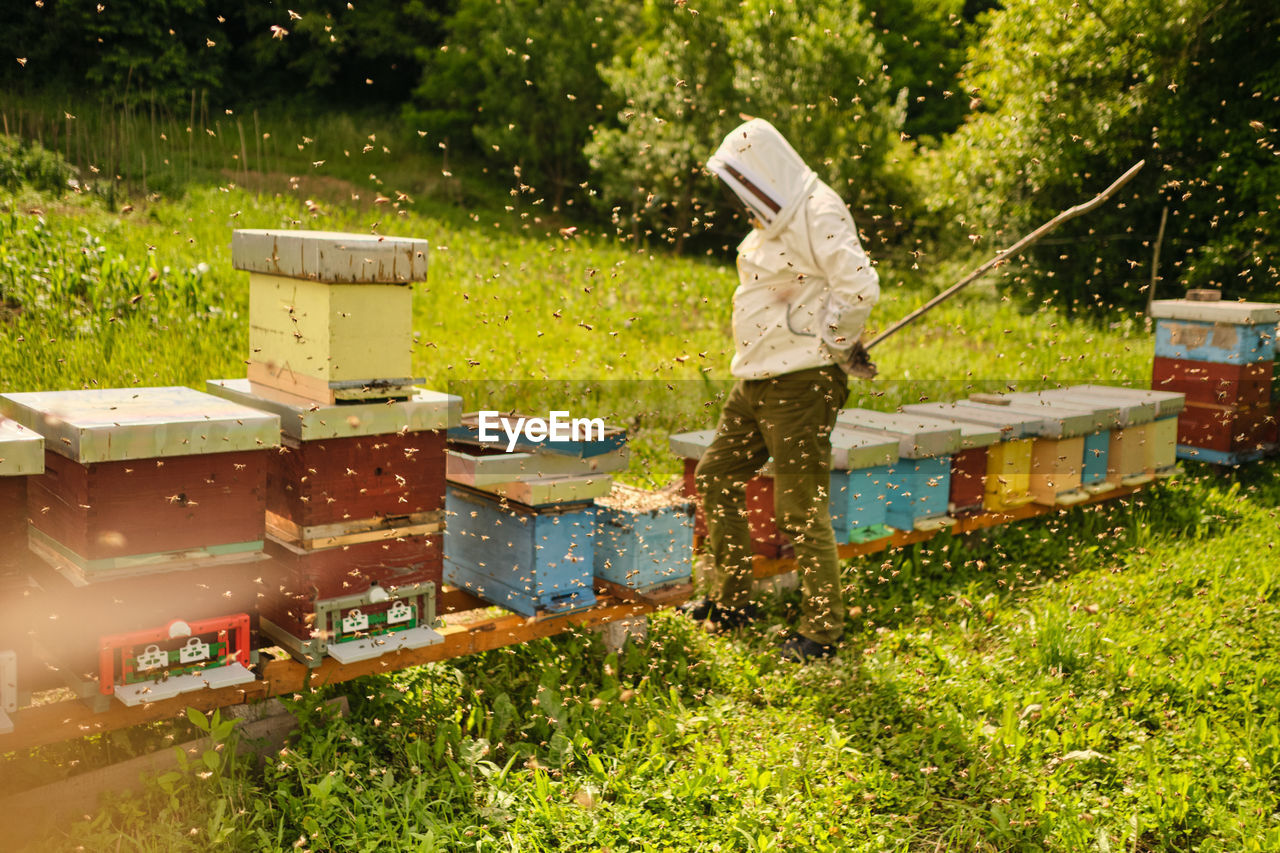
[593,486,694,594]
[1150,297,1280,465]
[1034,389,1159,486]
[892,409,1025,513]
[835,410,960,532]
[1066,385,1184,477]
[902,402,1053,510]
[0,419,43,590]
[967,395,1115,499]
[206,379,458,666]
[445,484,597,617]
[670,430,792,558]
[827,426,898,543]
[233,229,429,403]
[0,387,278,585]
[0,388,278,707]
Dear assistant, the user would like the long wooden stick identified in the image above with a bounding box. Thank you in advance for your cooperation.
[866,159,1146,351]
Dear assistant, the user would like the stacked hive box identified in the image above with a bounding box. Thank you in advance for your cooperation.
[593,484,693,595]
[444,413,626,616]
[828,426,899,543]
[0,387,278,707]
[1031,389,1158,486]
[835,409,960,532]
[966,394,1120,496]
[901,402,1063,509]
[1150,294,1279,465]
[214,229,455,667]
[1064,385,1184,478]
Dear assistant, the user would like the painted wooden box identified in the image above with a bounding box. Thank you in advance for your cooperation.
[0,388,279,585]
[259,543,442,668]
[671,430,791,558]
[835,410,960,532]
[233,229,429,403]
[593,485,693,593]
[1152,357,1272,409]
[903,401,1051,510]
[961,396,1103,504]
[14,554,268,692]
[207,379,457,542]
[891,409,1010,513]
[1039,389,1159,486]
[828,426,898,544]
[1175,402,1276,462]
[444,484,597,617]
[1150,298,1280,365]
[1066,385,1185,477]
[0,418,42,584]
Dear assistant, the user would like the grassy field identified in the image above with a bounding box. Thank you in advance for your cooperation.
[3,145,1276,852]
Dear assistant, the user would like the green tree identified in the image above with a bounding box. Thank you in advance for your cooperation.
[588,0,908,253]
[930,0,1280,313]
[407,0,625,206]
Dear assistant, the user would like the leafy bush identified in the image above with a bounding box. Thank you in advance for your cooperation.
[0,136,75,196]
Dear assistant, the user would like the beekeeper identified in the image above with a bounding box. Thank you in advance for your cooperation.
[681,117,880,663]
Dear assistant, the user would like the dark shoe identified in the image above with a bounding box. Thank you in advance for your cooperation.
[678,599,760,630]
[778,632,837,663]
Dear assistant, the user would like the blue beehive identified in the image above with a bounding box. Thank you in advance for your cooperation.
[835,410,960,532]
[444,485,597,617]
[1154,319,1275,364]
[593,485,693,593]
[1082,432,1110,489]
[827,425,898,543]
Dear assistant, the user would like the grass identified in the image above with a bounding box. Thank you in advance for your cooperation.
[2,122,1269,851]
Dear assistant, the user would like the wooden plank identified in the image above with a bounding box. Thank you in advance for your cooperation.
[265,509,443,550]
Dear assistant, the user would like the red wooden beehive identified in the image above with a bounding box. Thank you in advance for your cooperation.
[205,379,458,664]
[0,387,279,586]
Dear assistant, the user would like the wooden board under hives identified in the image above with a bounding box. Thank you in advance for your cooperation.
[0,585,687,753]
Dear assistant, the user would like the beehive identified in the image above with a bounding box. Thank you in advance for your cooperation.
[593,484,693,593]
[232,229,429,403]
[828,426,898,543]
[1037,389,1158,486]
[893,408,1012,513]
[834,409,960,532]
[0,418,43,588]
[1067,385,1185,477]
[0,387,279,585]
[444,484,597,617]
[959,396,1105,504]
[1150,295,1279,465]
[670,429,791,558]
[205,378,457,666]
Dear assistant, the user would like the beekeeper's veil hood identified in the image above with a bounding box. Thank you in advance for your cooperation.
[707,118,818,238]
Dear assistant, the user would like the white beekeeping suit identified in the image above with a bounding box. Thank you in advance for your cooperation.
[707,118,880,380]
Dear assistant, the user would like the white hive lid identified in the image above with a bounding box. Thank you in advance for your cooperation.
[669,429,718,460]
[0,417,44,476]
[901,401,1040,440]
[232,229,430,283]
[1066,384,1186,418]
[834,409,962,458]
[830,425,899,470]
[0,387,280,464]
[1150,299,1280,326]
[205,379,460,440]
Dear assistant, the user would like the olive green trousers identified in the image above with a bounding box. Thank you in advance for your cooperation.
[695,365,848,644]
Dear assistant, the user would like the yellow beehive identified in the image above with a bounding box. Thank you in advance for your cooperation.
[233,229,428,403]
[984,438,1034,511]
